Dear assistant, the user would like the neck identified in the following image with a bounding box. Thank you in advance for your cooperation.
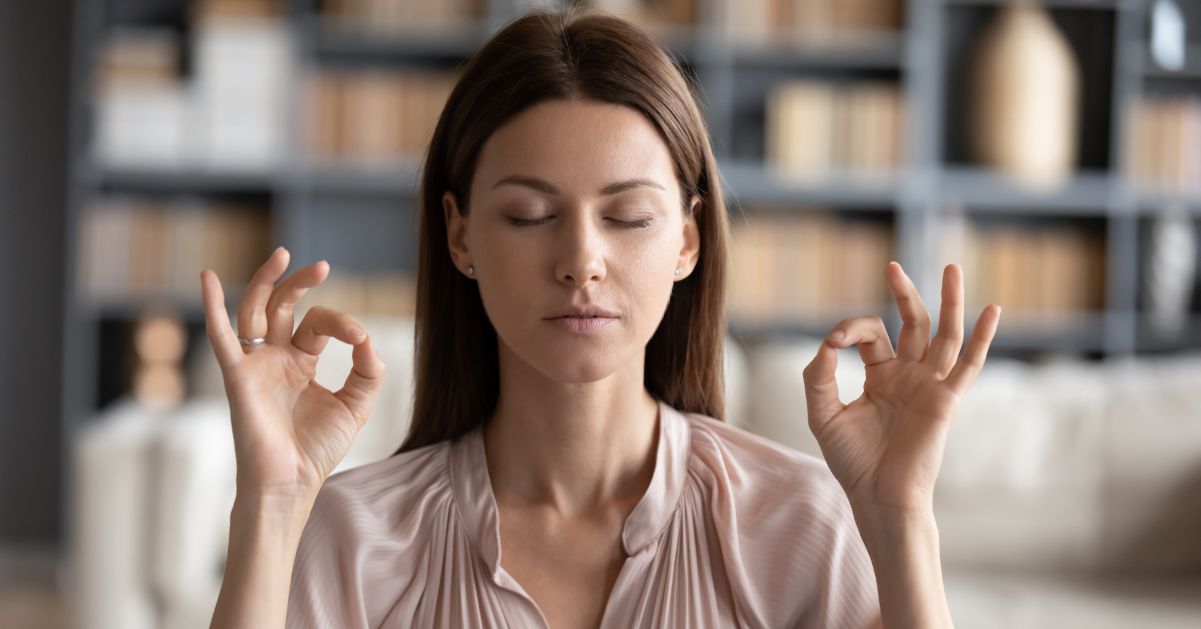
[482,340,660,517]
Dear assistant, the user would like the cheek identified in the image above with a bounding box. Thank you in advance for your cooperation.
[614,236,680,323]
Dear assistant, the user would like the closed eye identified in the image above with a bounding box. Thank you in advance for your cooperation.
[612,218,653,229]
[506,216,653,229]
[507,216,554,227]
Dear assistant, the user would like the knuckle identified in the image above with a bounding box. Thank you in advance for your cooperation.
[305,305,333,322]
[266,294,294,314]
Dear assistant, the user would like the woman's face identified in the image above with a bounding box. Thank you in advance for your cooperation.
[444,98,700,384]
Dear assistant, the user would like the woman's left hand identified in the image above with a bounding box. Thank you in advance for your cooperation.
[802,262,1001,515]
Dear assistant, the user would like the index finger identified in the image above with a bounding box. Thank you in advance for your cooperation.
[200,269,242,369]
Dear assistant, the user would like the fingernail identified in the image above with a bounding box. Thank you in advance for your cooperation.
[350,325,365,338]
[829,330,845,343]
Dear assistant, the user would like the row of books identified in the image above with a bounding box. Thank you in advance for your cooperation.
[93,10,291,170]
[320,0,901,43]
[299,272,418,318]
[76,199,271,304]
[321,0,698,32]
[765,81,904,181]
[306,70,459,164]
[1126,95,1201,192]
[941,217,1108,321]
[729,210,1108,328]
[727,212,895,324]
[719,0,903,46]
[75,196,418,317]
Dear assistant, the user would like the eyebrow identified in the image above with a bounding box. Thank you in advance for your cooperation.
[491,175,666,195]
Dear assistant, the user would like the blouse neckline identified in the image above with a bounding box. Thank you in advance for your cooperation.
[447,398,692,580]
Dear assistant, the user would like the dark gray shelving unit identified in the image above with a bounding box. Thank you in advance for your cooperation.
[61,0,1201,450]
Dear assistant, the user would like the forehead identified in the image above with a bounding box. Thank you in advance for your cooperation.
[472,99,676,196]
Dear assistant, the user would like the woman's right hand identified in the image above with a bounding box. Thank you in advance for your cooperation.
[199,246,387,503]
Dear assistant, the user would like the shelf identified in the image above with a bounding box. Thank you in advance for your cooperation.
[728,308,891,343]
[942,0,1128,9]
[728,34,905,71]
[83,297,205,322]
[720,160,900,208]
[937,167,1116,214]
[730,309,1111,355]
[303,160,422,196]
[1130,185,1201,213]
[84,163,279,195]
[79,277,254,322]
[1137,45,1201,80]
[986,311,1108,353]
[1137,315,1201,352]
[635,21,703,62]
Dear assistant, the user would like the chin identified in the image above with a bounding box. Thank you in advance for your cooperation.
[533,348,624,384]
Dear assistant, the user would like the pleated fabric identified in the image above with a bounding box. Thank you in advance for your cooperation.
[287,399,881,628]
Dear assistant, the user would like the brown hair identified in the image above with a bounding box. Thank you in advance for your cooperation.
[396,6,730,454]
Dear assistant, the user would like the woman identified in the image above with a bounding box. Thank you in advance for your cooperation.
[202,7,1000,629]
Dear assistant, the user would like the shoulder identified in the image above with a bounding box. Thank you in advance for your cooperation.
[305,439,454,540]
[288,442,454,627]
[678,409,881,628]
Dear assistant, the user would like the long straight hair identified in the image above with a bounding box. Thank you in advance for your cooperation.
[396,6,730,454]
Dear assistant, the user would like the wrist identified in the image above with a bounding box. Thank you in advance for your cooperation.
[231,489,317,537]
[849,501,939,558]
[848,502,952,629]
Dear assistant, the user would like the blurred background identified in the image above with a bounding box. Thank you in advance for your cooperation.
[2,0,1201,627]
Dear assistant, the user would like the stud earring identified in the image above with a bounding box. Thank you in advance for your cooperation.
[467,265,475,276]
[674,267,682,276]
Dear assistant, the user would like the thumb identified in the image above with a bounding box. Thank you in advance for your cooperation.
[801,338,846,437]
[333,334,387,427]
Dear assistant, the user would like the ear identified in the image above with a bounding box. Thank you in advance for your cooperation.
[675,194,702,280]
[443,191,472,275]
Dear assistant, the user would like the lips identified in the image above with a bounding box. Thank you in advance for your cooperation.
[544,305,619,334]
[546,314,617,334]
[545,305,620,319]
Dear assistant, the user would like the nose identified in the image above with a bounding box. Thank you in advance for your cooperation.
[554,213,607,288]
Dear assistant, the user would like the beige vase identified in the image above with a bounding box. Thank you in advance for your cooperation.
[969,0,1081,190]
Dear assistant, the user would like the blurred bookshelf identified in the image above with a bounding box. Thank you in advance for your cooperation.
[61,0,1201,437]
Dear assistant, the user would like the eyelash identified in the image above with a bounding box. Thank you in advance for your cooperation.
[507,216,652,229]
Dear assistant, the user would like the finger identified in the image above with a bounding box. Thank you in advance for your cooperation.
[333,334,388,427]
[927,264,966,377]
[801,339,847,437]
[944,305,1002,394]
[199,269,242,369]
[884,261,932,362]
[265,260,330,346]
[236,246,290,348]
[826,315,895,367]
[291,306,367,356]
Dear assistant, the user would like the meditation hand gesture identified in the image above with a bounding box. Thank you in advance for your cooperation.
[803,262,1001,515]
[199,247,387,501]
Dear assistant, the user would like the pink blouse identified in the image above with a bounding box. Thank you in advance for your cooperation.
[286,398,881,628]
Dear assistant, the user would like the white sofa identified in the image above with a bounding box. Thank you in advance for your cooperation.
[67,317,1201,628]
